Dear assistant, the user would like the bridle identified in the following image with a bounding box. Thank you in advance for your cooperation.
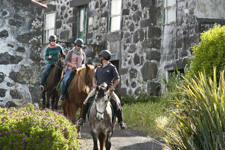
[96,108,104,115]
[54,57,65,70]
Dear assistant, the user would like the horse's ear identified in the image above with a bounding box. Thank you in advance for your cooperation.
[95,64,98,69]
[106,85,110,91]
[96,85,100,91]
[85,63,89,68]
[60,50,66,58]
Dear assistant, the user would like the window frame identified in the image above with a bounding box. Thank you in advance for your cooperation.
[44,12,56,44]
[109,0,122,32]
[77,5,87,41]
[164,0,176,25]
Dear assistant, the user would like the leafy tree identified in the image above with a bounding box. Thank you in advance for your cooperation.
[189,24,225,80]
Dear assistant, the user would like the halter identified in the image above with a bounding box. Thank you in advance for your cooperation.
[96,108,104,115]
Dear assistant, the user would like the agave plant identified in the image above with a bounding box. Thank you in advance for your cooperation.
[164,68,225,150]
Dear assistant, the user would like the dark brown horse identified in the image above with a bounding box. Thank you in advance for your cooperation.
[88,82,116,150]
[61,64,97,133]
[41,50,66,110]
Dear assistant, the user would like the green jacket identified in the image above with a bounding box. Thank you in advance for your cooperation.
[45,44,63,64]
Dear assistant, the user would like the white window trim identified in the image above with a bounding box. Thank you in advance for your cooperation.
[110,0,122,32]
[164,0,176,25]
[44,12,56,44]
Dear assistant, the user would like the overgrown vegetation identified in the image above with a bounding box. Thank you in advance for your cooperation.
[121,92,158,105]
[0,103,79,150]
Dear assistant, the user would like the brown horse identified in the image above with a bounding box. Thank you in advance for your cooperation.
[41,50,66,110]
[61,64,97,132]
[88,82,116,150]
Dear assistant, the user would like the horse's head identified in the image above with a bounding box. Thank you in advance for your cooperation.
[85,63,98,85]
[94,82,110,120]
[57,50,66,72]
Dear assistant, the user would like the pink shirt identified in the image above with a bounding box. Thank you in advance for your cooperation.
[68,52,83,70]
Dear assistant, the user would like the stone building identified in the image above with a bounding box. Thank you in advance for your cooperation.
[0,0,225,106]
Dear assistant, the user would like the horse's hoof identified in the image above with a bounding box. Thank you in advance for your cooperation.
[77,132,82,139]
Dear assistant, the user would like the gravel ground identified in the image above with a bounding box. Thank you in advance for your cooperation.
[78,122,170,150]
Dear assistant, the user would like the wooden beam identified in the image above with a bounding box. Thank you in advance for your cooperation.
[31,0,48,9]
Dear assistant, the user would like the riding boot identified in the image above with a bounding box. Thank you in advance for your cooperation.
[77,103,89,126]
[117,108,127,130]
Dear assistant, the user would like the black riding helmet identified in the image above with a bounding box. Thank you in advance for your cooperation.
[49,35,57,41]
[99,50,111,61]
[74,38,84,47]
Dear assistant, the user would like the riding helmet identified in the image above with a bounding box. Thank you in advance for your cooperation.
[49,35,57,41]
[99,50,111,61]
[74,38,84,47]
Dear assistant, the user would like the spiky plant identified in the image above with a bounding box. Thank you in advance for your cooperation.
[164,68,225,150]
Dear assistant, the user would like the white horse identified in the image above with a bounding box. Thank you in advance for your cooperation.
[88,82,116,150]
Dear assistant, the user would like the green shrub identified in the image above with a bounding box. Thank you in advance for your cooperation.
[0,103,79,150]
[164,68,225,150]
[121,92,159,105]
[189,24,225,80]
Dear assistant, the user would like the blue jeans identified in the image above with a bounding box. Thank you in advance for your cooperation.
[61,69,73,98]
[41,63,52,86]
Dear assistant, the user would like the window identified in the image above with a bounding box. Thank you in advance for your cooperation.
[167,69,184,82]
[198,18,225,33]
[164,0,176,24]
[78,6,87,40]
[109,0,122,32]
[44,12,56,43]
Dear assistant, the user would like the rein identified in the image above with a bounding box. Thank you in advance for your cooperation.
[54,62,63,70]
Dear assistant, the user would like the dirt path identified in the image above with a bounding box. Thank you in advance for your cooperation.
[78,123,170,150]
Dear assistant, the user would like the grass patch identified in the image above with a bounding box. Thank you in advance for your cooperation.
[123,98,170,138]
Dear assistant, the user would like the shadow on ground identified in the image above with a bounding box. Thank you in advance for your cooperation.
[78,122,170,150]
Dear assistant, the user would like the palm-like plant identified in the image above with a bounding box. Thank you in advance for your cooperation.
[165,68,225,150]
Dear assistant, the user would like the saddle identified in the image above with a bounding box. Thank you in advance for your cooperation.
[42,64,55,84]
[56,70,77,94]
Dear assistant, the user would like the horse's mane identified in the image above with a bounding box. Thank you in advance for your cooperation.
[72,66,87,93]
[72,64,95,93]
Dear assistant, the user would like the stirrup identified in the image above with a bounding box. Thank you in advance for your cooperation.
[58,96,64,106]
[40,85,44,92]
[119,122,127,130]
[77,118,84,126]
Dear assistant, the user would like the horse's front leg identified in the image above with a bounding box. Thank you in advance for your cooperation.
[91,131,99,150]
[70,104,78,124]
[105,130,112,150]
[42,91,46,109]
[99,133,106,150]
[52,91,59,110]
[46,92,50,108]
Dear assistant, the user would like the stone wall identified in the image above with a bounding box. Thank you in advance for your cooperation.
[86,0,162,96]
[0,0,43,107]
[160,0,225,92]
[195,0,225,18]
[161,0,199,81]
